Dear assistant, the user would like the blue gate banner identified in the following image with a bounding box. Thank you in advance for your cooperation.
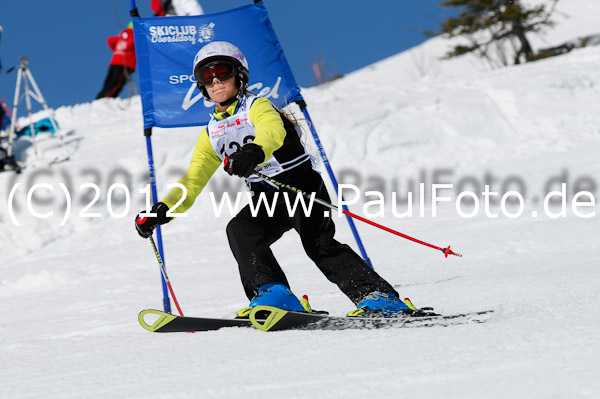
[132,3,303,129]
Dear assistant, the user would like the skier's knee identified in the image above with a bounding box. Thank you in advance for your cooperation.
[226,217,253,241]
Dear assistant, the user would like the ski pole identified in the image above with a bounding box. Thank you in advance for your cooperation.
[148,234,185,316]
[255,172,462,258]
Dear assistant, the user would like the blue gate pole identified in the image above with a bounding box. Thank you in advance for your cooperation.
[144,129,172,313]
[296,101,373,269]
[130,0,172,313]
[129,0,138,14]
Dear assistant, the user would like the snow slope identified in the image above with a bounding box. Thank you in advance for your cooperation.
[1,1,600,398]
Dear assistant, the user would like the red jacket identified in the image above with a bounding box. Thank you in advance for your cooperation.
[151,0,167,16]
[107,27,136,69]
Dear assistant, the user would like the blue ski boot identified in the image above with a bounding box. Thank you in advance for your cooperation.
[347,292,411,317]
[236,282,306,319]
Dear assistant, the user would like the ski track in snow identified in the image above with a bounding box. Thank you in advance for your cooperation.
[1,2,600,397]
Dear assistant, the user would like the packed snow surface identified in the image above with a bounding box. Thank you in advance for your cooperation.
[1,1,599,397]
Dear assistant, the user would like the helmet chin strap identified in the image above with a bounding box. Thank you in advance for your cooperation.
[217,96,238,108]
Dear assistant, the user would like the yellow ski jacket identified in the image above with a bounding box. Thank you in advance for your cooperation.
[161,97,286,214]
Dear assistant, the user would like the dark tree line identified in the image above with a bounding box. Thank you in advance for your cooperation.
[438,0,560,67]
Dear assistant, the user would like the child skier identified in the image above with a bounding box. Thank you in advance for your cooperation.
[135,41,412,317]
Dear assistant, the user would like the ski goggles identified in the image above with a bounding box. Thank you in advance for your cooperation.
[196,61,237,85]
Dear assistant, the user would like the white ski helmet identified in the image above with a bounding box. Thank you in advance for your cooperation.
[192,41,249,100]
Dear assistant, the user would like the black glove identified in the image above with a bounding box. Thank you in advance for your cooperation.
[224,143,265,178]
[135,202,171,238]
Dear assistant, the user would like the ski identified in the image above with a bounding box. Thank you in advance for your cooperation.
[248,306,494,332]
[138,309,253,332]
[138,307,494,333]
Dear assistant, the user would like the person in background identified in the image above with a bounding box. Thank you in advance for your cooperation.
[0,95,15,171]
[96,22,136,99]
[151,0,204,16]
[0,95,11,134]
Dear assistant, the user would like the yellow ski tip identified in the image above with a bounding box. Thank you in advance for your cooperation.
[138,309,177,332]
[249,306,288,332]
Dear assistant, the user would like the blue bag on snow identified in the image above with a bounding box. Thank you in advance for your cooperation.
[15,117,58,137]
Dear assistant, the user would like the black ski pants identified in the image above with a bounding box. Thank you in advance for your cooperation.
[96,65,134,99]
[226,163,398,305]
